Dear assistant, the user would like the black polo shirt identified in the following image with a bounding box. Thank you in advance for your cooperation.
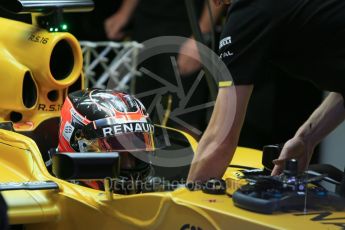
[219,0,345,97]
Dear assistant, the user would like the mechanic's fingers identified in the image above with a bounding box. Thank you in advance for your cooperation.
[104,16,126,40]
[271,165,283,176]
[104,22,114,38]
[105,25,124,40]
[271,159,285,176]
[110,32,125,41]
[272,158,285,165]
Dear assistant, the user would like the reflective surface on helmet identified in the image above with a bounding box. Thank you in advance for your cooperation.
[91,91,140,113]
[69,89,147,121]
[78,132,155,152]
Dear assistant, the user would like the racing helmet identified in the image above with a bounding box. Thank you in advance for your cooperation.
[58,89,156,154]
[58,89,165,193]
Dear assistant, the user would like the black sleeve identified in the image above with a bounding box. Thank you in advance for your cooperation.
[218,0,276,85]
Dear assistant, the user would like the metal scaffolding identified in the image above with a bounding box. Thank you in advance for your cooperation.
[80,41,143,92]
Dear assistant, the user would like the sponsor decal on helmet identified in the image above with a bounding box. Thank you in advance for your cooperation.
[102,122,154,137]
[63,121,75,141]
[70,107,88,125]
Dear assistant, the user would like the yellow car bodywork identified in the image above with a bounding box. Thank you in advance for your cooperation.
[1,128,345,230]
[0,16,83,132]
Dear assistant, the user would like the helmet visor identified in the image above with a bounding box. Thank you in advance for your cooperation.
[78,132,156,152]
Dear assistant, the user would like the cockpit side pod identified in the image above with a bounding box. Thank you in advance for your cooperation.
[0,17,84,132]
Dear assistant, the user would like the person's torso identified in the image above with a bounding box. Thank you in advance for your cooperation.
[224,0,345,93]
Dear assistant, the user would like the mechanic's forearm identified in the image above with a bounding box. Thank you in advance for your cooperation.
[117,0,139,17]
[199,1,225,33]
[187,86,253,182]
[187,131,238,182]
[295,92,345,148]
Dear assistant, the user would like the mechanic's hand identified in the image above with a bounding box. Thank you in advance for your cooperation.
[271,137,315,176]
[212,0,232,6]
[104,13,128,40]
[177,38,202,76]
